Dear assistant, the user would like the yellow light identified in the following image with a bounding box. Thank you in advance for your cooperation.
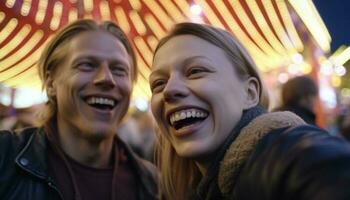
[129,0,141,11]
[35,0,48,24]
[7,76,42,89]
[262,0,296,54]
[144,14,166,39]
[136,53,151,80]
[68,8,78,23]
[194,0,225,29]
[300,62,312,74]
[0,42,45,82]
[132,85,149,100]
[146,35,158,52]
[210,1,276,68]
[114,7,130,34]
[100,1,111,20]
[0,12,4,23]
[5,0,16,8]
[332,46,350,65]
[0,30,44,71]
[134,36,153,66]
[173,0,192,19]
[226,1,281,63]
[277,0,303,52]
[159,0,186,22]
[341,88,350,97]
[83,0,94,12]
[0,24,31,59]
[4,64,40,86]
[288,0,331,52]
[142,0,173,30]
[0,18,18,44]
[246,0,286,54]
[331,76,341,87]
[134,74,151,98]
[50,1,63,30]
[20,0,32,16]
[129,11,147,35]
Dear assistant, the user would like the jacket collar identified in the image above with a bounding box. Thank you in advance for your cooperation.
[218,111,306,197]
[15,127,49,180]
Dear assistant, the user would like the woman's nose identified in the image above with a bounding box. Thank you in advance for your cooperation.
[163,75,189,102]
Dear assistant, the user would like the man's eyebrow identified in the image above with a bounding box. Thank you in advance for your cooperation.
[72,55,129,66]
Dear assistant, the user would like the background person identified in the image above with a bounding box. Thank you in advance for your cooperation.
[274,75,319,125]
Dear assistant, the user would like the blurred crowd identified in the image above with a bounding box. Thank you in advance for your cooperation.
[2,75,350,162]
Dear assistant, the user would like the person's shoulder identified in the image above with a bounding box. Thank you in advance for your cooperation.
[236,125,350,199]
[0,127,39,142]
[0,127,40,155]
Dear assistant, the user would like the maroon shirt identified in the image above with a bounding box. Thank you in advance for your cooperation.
[47,141,138,200]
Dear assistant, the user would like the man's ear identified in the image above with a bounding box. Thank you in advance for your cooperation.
[243,77,260,109]
[46,72,56,97]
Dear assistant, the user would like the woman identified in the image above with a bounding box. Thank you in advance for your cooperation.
[149,22,350,200]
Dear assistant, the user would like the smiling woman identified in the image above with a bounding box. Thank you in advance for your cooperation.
[150,22,350,200]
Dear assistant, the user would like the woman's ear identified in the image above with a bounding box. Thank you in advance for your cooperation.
[46,72,56,97]
[243,77,260,109]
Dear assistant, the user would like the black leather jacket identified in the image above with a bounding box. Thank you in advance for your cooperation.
[235,125,350,200]
[0,127,160,200]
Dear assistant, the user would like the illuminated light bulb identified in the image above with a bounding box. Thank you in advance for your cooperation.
[292,53,303,64]
[334,65,346,76]
[331,76,341,87]
[341,88,350,97]
[190,4,202,15]
[320,60,333,75]
[278,73,289,83]
[301,62,312,74]
[287,64,299,74]
[134,97,148,112]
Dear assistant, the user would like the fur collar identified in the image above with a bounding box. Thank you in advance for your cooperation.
[218,111,306,197]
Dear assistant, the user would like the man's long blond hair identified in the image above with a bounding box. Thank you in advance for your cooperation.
[153,22,269,199]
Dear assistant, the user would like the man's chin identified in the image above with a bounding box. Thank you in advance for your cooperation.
[81,126,116,141]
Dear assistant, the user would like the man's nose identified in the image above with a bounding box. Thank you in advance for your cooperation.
[93,63,116,89]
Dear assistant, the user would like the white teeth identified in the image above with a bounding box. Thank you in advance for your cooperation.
[86,97,115,107]
[169,108,208,125]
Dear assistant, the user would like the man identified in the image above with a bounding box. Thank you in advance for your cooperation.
[0,19,159,200]
[274,75,318,125]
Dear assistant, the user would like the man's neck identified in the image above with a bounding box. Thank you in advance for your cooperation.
[56,121,115,168]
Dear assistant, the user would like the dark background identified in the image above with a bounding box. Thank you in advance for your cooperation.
[314,0,350,52]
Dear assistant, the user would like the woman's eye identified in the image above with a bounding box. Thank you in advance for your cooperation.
[151,80,166,93]
[187,67,208,77]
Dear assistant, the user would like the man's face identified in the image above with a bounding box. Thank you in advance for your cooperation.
[48,31,132,140]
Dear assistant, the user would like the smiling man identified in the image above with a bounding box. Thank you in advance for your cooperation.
[0,19,159,200]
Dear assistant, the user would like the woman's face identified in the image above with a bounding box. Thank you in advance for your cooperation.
[150,35,257,161]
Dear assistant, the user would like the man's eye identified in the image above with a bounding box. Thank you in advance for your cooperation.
[77,62,94,70]
[111,66,129,76]
[151,80,166,93]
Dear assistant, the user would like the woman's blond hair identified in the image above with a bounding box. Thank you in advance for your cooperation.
[153,22,269,199]
[37,19,137,126]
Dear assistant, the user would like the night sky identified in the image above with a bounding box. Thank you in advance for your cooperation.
[313,0,350,52]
